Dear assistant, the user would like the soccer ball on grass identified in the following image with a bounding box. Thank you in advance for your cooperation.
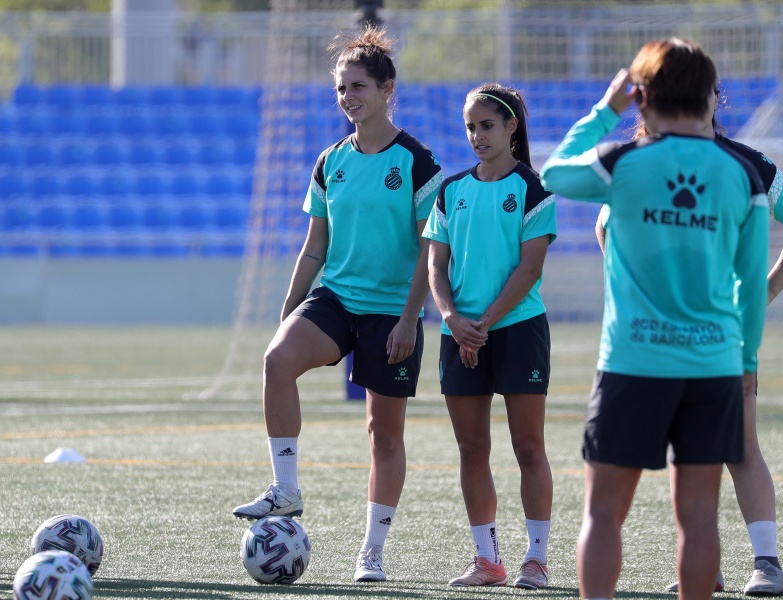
[240,515,311,584]
[13,549,94,600]
[31,514,104,576]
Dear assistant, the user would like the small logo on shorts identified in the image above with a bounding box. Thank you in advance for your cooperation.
[529,369,543,383]
[395,366,410,381]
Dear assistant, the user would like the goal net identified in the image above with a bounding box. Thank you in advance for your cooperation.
[196,1,783,401]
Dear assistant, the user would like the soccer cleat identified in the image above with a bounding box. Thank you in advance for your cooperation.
[447,557,507,587]
[232,484,304,520]
[513,558,549,589]
[354,545,386,582]
[744,559,783,596]
[664,569,724,593]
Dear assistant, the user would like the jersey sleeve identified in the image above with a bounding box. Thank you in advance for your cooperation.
[768,168,783,223]
[736,191,770,372]
[411,148,443,221]
[303,149,328,218]
[522,195,557,243]
[540,101,622,203]
[421,180,449,245]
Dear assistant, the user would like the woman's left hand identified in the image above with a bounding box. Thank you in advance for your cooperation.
[386,318,417,364]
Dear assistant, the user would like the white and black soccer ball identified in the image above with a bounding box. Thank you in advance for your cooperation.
[13,549,94,600]
[31,514,104,576]
[240,515,311,584]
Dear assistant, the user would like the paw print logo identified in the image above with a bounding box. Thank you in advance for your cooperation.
[666,172,706,209]
[532,369,539,379]
[456,198,467,210]
[398,367,408,378]
[335,169,345,179]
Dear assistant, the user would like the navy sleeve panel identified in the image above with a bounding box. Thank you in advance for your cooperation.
[396,130,443,195]
[513,163,553,214]
[436,169,472,214]
[715,134,777,194]
[715,141,768,200]
[596,138,658,175]
[312,135,350,191]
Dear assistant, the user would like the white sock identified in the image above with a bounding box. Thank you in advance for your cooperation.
[748,521,779,559]
[524,519,551,563]
[268,437,298,493]
[361,502,396,553]
[471,522,500,563]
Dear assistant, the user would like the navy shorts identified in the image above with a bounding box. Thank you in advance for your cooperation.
[582,371,744,469]
[289,286,424,398]
[439,313,550,396]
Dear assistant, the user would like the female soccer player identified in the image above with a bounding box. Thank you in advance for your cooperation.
[596,98,783,597]
[541,38,769,600]
[232,26,443,584]
[424,83,556,589]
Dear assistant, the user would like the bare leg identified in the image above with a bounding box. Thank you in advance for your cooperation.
[445,394,495,524]
[670,463,722,600]
[578,461,641,599]
[365,390,408,506]
[505,393,552,520]
[263,316,341,437]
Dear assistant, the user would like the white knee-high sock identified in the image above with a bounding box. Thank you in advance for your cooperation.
[268,437,298,493]
[748,521,779,559]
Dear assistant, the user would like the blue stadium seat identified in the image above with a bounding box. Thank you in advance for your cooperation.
[15,111,50,136]
[181,86,217,107]
[91,142,126,166]
[0,144,22,167]
[63,174,98,197]
[12,84,42,107]
[108,203,143,230]
[37,203,70,229]
[212,203,248,230]
[188,114,222,136]
[214,87,259,110]
[178,203,210,230]
[30,174,63,197]
[49,112,85,136]
[152,114,188,136]
[84,113,119,137]
[148,86,181,107]
[143,203,178,230]
[223,114,258,137]
[127,143,162,165]
[58,143,91,166]
[0,113,14,136]
[80,85,112,107]
[205,174,240,196]
[0,173,29,199]
[162,143,195,166]
[23,143,57,168]
[42,85,78,111]
[197,143,231,166]
[98,174,132,199]
[231,141,256,166]
[2,202,36,230]
[112,86,149,108]
[72,203,107,230]
[169,174,201,199]
[133,174,169,198]
[118,113,153,137]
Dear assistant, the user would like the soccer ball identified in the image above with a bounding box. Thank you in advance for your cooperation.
[13,549,94,600]
[31,515,104,576]
[240,515,311,584]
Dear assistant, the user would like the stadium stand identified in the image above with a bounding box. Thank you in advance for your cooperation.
[0,79,775,258]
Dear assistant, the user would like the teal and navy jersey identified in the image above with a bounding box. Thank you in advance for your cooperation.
[422,162,557,335]
[600,133,783,227]
[541,101,769,376]
[304,130,443,316]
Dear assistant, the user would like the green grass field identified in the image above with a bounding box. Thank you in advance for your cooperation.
[2,322,783,599]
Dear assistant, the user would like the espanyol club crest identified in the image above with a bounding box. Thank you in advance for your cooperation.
[502,193,517,212]
[385,166,403,190]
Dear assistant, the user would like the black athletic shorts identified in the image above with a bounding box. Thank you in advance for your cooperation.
[582,371,744,469]
[439,313,550,396]
[289,286,424,398]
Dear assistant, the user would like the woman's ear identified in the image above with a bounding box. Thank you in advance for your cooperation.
[635,87,648,109]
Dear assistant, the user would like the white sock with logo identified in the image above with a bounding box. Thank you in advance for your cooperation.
[524,519,550,563]
[360,502,396,554]
[748,521,779,559]
[268,437,298,493]
[471,522,500,564]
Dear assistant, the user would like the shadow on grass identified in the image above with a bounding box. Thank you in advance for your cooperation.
[93,578,434,598]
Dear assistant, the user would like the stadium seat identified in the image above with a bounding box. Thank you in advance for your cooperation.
[118,113,153,137]
[152,114,188,136]
[84,113,119,137]
[223,114,258,137]
[148,86,181,107]
[12,84,42,107]
[231,142,256,166]
[107,203,143,230]
[72,203,107,230]
[0,144,22,167]
[142,203,178,230]
[42,85,78,111]
[0,113,13,136]
[181,86,217,107]
[133,174,169,198]
[214,87,260,110]
[2,202,36,230]
[205,174,240,197]
[162,143,195,166]
[112,86,149,108]
[58,143,91,166]
[212,203,248,230]
[30,174,63,197]
[15,112,50,136]
[197,143,232,166]
[91,142,126,166]
[169,174,201,199]
[63,174,98,197]
[37,203,71,229]
[80,85,112,107]
[127,142,162,165]
[0,174,29,199]
[178,203,210,230]
[49,112,85,136]
[98,174,132,199]
[23,143,57,168]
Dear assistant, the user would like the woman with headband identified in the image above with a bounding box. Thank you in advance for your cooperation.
[424,82,557,589]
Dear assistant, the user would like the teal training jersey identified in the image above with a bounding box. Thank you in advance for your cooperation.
[541,101,769,376]
[305,130,443,316]
[600,133,783,227]
[422,162,557,335]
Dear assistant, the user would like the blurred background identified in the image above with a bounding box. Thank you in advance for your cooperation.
[0,0,781,331]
